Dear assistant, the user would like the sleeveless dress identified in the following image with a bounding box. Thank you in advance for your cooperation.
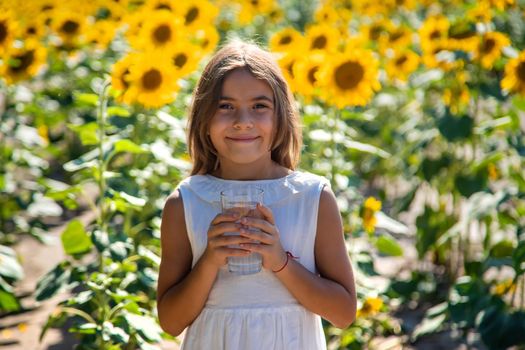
[177,171,329,350]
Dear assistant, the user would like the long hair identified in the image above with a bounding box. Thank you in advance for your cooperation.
[187,40,302,175]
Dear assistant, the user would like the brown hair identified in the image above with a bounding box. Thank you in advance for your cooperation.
[187,40,302,175]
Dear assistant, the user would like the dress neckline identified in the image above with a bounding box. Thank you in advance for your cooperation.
[204,171,299,184]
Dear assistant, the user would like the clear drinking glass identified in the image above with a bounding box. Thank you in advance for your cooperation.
[220,187,264,275]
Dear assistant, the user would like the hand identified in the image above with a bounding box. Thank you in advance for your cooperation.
[200,212,255,271]
[238,204,288,272]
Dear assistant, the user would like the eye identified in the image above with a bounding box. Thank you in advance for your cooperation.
[253,103,269,109]
[218,103,233,110]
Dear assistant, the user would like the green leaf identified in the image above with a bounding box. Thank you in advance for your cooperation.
[119,191,146,207]
[113,140,147,154]
[411,313,447,341]
[103,321,130,343]
[61,220,93,256]
[374,235,403,256]
[436,111,473,142]
[107,106,131,118]
[0,245,24,280]
[73,92,99,107]
[35,262,73,301]
[512,95,525,111]
[124,313,162,343]
[513,241,525,274]
[490,240,515,258]
[0,289,21,312]
[68,122,99,146]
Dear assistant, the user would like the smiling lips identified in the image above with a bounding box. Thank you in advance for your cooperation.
[226,136,260,142]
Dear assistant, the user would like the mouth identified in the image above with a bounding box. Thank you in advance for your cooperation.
[226,136,260,143]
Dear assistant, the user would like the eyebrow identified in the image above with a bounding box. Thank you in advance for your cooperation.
[218,95,274,104]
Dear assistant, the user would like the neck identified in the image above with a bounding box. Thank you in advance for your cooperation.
[212,160,290,181]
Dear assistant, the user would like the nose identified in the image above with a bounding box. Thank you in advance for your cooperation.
[233,108,254,129]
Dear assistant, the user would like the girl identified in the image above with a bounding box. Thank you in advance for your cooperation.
[157,40,356,349]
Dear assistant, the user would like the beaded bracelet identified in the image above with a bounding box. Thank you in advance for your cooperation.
[272,251,298,273]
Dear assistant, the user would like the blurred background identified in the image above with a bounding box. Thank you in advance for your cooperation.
[0,0,524,349]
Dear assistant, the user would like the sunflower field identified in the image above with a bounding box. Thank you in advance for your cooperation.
[1,0,525,349]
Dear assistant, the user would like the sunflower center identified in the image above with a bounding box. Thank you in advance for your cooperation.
[155,3,172,11]
[390,30,404,42]
[311,35,327,50]
[120,68,130,89]
[307,66,319,85]
[370,26,382,40]
[279,35,292,45]
[517,61,525,82]
[61,20,80,35]
[429,30,441,40]
[185,7,199,25]
[142,69,162,90]
[153,24,171,43]
[0,21,7,43]
[27,26,37,35]
[9,50,35,73]
[173,53,188,68]
[251,0,259,6]
[334,61,364,90]
[395,55,408,66]
[481,38,496,54]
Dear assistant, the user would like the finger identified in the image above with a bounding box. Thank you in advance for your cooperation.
[238,227,273,245]
[210,212,241,226]
[212,234,258,247]
[208,222,242,238]
[240,242,269,253]
[214,247,252,258]
[256,203,275,225]
[239,216,276,235]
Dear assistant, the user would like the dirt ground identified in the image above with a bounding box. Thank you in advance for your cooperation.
[0,209,181,350]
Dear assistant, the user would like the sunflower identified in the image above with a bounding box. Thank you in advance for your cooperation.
[360,19,390,44]
[177,0,219,29]
[269,27,305,53]
[142,0,178,12]
[191,25,219,56]
[304,23,341,53]
[237,0,276,25]
[357,296,383,318]
[313,4,351,32]
[418,15,449,52]
[442,71,470,114]
[488,0,515,11]
[0,12,17,54]
[474,31,510,69]
[130,10,182,51]
[292,52,326,101]
[501,50,525,96]
[386,0,417,11]
[124,53,180,108]
[51,10,87,48]
[467,1,493,23]
[17,16,48,41]
[378,23,413,54]
[166,42,200,77]
[275,52,303,94]
[318,48,380,108]
[361,196,381,233]
[85,20,118,50]
[0,39,47,84]
[447,20,479,53]
[111,53,136,94]
[386,49,420,83]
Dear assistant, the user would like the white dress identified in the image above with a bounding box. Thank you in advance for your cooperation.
[177,171,329,350]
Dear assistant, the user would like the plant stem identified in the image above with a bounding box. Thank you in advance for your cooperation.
[97,79,111,234]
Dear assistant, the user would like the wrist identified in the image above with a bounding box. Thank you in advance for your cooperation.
[272,251,298,273]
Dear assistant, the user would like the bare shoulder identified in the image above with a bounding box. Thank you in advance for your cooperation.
[318,185,341,221]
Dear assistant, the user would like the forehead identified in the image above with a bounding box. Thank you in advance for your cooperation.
[220,68,274,100]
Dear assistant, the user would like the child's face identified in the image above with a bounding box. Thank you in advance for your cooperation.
[209,68,275,169]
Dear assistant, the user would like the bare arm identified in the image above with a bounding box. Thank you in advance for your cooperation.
[241,186,356,328]
[156,190,255,336]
